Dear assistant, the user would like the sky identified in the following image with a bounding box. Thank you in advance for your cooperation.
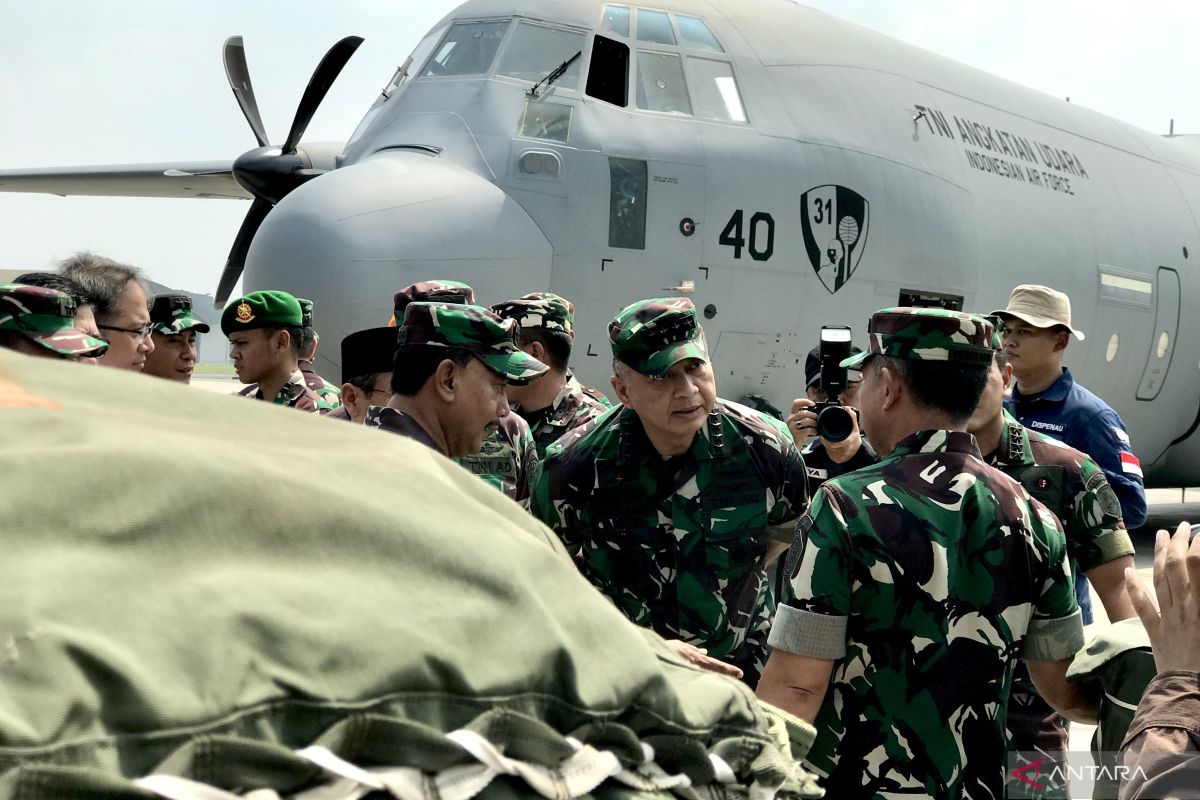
[2,0,1198,293]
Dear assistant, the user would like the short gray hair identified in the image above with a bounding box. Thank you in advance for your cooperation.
[58,251,145,319]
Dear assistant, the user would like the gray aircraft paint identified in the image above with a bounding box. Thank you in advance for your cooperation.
[2,0,1199,486]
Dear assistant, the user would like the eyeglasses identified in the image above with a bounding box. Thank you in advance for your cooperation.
[98,323,154,342]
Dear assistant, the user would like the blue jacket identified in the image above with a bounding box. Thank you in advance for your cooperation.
[1006,368,1147,529]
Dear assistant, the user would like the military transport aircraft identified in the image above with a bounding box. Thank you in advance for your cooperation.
[2,0,1200,486]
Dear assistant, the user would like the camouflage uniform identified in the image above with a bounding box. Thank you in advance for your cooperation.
[0,283,109,358]
[532,299,808,687]
[771,308,1082,799]
[455,413,540,505]
[364,405,439,450]
[295,298,342,414]
[490,292,612,456]
[391,281,547,501]
[221,290,320,413]
[987,409,1133,770]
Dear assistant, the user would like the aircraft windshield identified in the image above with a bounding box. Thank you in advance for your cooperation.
[498,21,586,91]
[420,20,510,77]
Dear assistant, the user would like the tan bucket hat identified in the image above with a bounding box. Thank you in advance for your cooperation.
[991,284,1085,341]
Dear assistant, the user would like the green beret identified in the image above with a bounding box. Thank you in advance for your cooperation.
[609,297,707,378]
[221,290,303,335]
[841,307,996,368]
[297,298,314,328]
[398,302,548,385]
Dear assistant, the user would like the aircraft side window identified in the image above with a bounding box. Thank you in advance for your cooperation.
[609,158,647,250]
[636,51,692,116]
[586,36,630,107]
[600,4,631,38]
[685,58,746,122]
[674,15,724,53]
[636,9,676,45]
[420,20,510,77]
[520,102,573,143]
[386,24,448,95]
[498,22,586,91]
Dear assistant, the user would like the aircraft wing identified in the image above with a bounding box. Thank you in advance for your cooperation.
[0,161,250,199]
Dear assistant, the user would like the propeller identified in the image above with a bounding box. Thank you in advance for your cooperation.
[214,35,364,308]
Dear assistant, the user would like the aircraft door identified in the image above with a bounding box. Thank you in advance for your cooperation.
[1136,267,1180,401]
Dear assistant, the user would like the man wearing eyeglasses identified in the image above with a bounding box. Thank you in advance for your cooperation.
[60,252,155,371]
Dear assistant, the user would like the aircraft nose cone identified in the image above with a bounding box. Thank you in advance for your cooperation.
[243,151,553,370]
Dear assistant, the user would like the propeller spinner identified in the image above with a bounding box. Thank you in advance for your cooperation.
[214,35,363,308]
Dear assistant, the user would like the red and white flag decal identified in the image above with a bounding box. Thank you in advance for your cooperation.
[1120,451,1143,478]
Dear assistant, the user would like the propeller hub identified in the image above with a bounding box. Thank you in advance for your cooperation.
[232,147,312,206]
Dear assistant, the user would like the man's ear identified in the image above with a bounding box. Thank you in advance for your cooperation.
[340,382,361,408]
[275,328,291,354]
[611,373,632,406]
[1054,330,1071,353]
[878,364,902,412]
[1001,362,1014,391]
[527,339,546,362]
[434,358,458,402]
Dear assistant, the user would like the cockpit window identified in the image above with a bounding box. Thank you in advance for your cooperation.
[685,58,746,122]
[420,20,509,77]
[674,15,723,53]
[636,9,676,45]
[600,5,630,38]
[498,21,586,91]
[636,51,691,115]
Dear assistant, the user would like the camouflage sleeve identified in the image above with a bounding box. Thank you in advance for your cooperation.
[513,421,539,509]
[1021,498,1085,662]
[764,426,810,533]
[1069,455,1135,574]
[529,449,580,553]
[767,486,849,660]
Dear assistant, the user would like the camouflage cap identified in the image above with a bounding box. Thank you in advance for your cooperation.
[150,294,211,336]
[297,298,315,328]
[220,290,303,335]
[389,280,475,325]
[841,307,995,368]
[491,292,575,335]
[0,283,109,358]
[609,297,708,378]
[398,302,549,384]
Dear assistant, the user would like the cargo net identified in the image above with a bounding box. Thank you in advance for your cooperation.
[3,707,825,800]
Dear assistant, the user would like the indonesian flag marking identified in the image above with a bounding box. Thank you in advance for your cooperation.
[1120,451,1143,478]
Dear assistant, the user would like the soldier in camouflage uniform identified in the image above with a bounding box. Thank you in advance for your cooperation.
[295,298,342,413]
[531,298,808,687]
[492,292,613,457]
[142,293,210,384]
[0,283,109,362]
[392,280,541,504]
[221,290,319,412]
[757,308,1093,800]
[365,302,547,459]
[967,337,1135,786]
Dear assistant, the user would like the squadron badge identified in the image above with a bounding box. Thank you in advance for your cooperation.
[801,185,870,294]
[235,302,255,324]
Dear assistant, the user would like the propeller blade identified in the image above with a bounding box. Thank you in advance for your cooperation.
[281,36,364,155]
[214,198,272,307]
[223,36,270,148]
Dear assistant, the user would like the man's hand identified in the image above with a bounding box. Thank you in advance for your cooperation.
[663,639,744,679]
[1126,522,1200,673]
[787,398,819,448]
[787,398,862,463]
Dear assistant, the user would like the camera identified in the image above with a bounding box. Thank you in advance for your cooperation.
[813,326,857,443]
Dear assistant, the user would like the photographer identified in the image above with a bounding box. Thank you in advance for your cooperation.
[788,335,877,490]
